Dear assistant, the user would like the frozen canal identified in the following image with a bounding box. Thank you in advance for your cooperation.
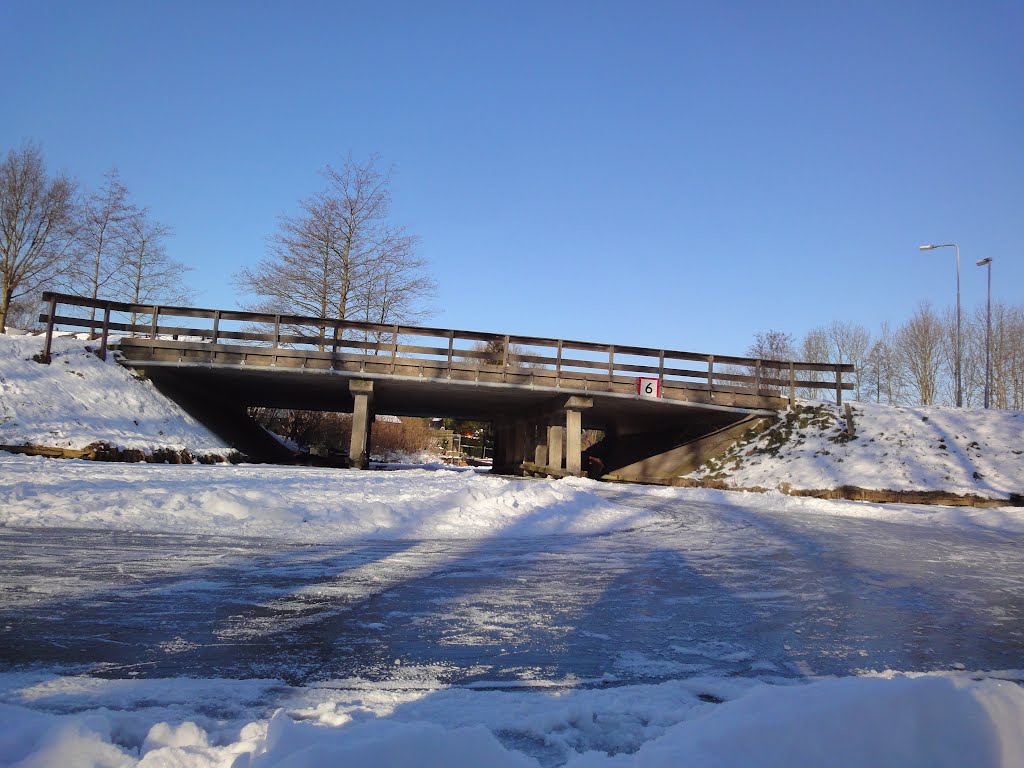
[2,487,1022,687]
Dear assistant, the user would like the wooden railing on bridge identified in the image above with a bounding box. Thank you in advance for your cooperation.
[38,292,855,406]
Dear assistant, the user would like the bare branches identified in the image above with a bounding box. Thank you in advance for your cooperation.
[896,302,944,406]
[75,169,136,320]
[236,155,435,345]
[0,142,77,331]
[115,213,187,326]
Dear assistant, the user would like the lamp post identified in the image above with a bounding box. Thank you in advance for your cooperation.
[919,243,962,407]
[977,257,993,409]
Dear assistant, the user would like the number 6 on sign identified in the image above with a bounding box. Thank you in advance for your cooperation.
[637,377,661,398]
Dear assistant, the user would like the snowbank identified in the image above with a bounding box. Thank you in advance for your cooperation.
[631,481,1024,534]
[0,334,230,457]
[0,458,652,541]
[691,401,1024,498]
[4,457,1024,540]
[1,671,1021,767]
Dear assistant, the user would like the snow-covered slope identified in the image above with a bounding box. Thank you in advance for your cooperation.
[0,333,231,457]
[690,401,1024,498]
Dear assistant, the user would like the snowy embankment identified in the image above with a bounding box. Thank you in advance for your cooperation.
[0,333,231,458]
[690,401,1024,500]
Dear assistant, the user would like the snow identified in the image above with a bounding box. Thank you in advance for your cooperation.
[4,456,1023,540]
[640,483,1024,534]
[0,670,1022,767]
[691,400,1024,498]
[0,458,656,541]
[4,457,1022,540]
[0,334,230,457]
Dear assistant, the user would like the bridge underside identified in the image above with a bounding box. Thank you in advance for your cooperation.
[128,356,779,481]
[135,362,768,432]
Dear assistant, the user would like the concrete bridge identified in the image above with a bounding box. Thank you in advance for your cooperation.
[39,292,854,482]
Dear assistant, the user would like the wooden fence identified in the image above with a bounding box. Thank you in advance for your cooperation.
[38,292,855,405]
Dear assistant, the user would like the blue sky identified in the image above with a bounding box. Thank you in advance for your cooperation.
[4,1,1021,355]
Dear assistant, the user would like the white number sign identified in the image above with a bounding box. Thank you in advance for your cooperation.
[637,377,661,398]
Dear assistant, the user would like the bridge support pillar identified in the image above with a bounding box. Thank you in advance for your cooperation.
[563,396,593,476]
[349,380,374,469]
[547,426,564,471]
[513,419,528,470]
[533,423,548,467]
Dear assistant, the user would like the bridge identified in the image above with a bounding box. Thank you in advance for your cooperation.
[38,292,854,482]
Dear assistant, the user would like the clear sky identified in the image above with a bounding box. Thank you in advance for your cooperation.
[3,1,1021,355]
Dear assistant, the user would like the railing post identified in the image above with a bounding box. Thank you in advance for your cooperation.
[658,350,666,392]
[272,315,280,366]
[211,310,221,344]
[150,305,160,338]
[755,359,762,394]
[835,366,843,406]
[707,355,714,395]
[556,340,563,386]
[502,334,510,382]
[40,294,57,364]
[608,346,615,382]
[789,361,796,407]
[390,325,399,372]
[447,330,454,378]
[98,303,111,361]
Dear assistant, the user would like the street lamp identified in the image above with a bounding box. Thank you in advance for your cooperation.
[977,257,993,408]
[919,243,962,407]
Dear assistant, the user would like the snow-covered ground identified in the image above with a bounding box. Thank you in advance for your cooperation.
[0,334,230,457]
[690,401,1024,498]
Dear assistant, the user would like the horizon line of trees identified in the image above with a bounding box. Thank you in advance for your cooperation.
[747,304,1024,410]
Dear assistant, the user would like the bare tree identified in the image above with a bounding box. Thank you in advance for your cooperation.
[827,321,871,401]
[75,168,137,330]
[115,212,190,327]
[987,302,1024,410]
[897,302,945,406]
[953,309,986,408]
[0,143,77,332]
[746,330,795,393]
[236,155,434,348]
[799,328,832,399]
[862,321,904,405]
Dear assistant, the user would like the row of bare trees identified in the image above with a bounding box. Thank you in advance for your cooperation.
[0,142,188,332]
[749,302,1024,409]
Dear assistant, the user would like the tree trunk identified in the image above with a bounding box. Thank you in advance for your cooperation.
[0,282,12,333]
